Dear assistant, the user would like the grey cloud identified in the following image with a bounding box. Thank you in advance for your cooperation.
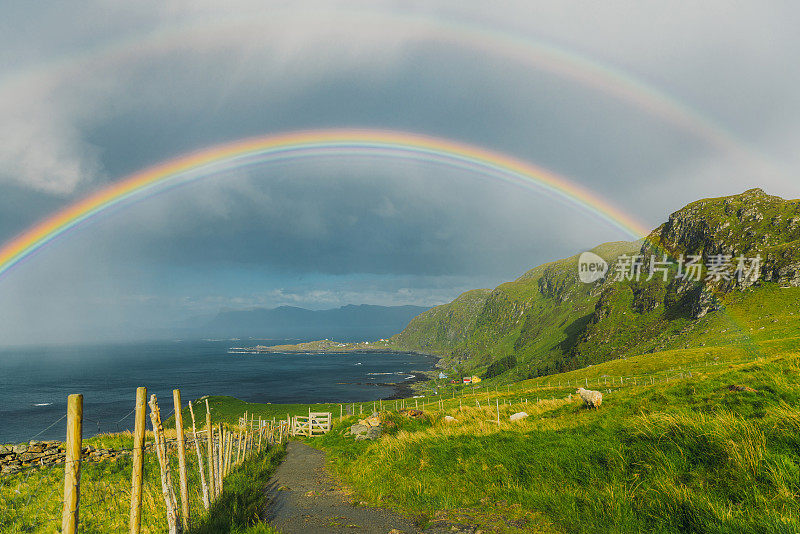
[1,1,799,344]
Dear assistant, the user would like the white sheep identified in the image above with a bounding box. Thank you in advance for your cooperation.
[576,387,602,409]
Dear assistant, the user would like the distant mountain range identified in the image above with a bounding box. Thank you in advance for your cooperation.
[195,304,431,341]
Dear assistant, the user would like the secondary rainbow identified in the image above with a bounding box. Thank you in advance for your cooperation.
[0,8,784,184]
[0,129,650,279]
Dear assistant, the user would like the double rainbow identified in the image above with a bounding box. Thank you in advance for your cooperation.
[0,129,650,279]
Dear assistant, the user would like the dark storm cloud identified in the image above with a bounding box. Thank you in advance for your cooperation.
[1,1,799,344]
[84,161,621,278]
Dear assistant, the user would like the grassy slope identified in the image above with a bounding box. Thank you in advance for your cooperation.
[392,288,493,355]
[392,240,641,378]
[315,287,800,532]
[190,446,284,534]
[393,190,800,382]
[0,430,283,534]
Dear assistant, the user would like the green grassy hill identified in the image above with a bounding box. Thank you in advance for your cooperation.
[318,335,800,533]
[393,189,800,381]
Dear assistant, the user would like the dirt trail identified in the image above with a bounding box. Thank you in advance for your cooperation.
[263,441,420,533]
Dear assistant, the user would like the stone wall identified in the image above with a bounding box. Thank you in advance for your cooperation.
[0,439,190,475]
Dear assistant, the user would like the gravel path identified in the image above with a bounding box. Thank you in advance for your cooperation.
[264,441,420,533]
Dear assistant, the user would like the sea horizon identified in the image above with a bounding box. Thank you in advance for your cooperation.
[0,339,436,444]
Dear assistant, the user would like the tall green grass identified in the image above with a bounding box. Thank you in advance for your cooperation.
[189,444,284,534]
[0,433,283,534]
[317,353,800,533]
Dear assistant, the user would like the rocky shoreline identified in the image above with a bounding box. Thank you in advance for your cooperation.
[384,371,430,400]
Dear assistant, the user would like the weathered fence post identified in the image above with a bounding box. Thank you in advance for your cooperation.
[231,430,236,466]
[229,430,234,471]
[148,394,181,534]
[224,431,232,476]
[129,387,147,534]
[258,418,263,452]
[216,424,224,494]
[188,401,209,510]
[205,399,217,500]
[61,393,83,534]
[172,390,190,531]
[237,428,243,465]
[250,413,255,453]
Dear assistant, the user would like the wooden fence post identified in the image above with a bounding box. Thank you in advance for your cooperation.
[224,431,231,476]
[204,399,216,500]
[188,401,209,510]
[61,393,83,534]
[231,430,236,467]
[172,390,190,531]
[258,418,263,452]
[236,426,242,465]
[129,387,147,534]
[250,413,255,454]
[229,430,235,471]
[217,425,224,494]
[148,394,181,534]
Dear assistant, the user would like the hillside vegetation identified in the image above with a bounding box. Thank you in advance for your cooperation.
[392,189,800,381]
[319,341,800,533]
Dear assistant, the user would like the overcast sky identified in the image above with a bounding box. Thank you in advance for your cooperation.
[0,1,798,344]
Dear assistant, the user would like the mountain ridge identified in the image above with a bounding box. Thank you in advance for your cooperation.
[392,189,800,379]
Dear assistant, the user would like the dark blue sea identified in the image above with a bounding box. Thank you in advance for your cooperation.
[0,340,436,444]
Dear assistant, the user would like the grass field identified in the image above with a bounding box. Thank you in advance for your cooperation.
[315,349,800,532]
[0,429,284,533]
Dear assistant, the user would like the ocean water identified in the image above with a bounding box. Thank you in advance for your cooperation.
[0,340,436,444]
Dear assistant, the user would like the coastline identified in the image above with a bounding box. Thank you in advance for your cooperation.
[229,341,446,400]
[228,338,442,359]
[382,371,430,400]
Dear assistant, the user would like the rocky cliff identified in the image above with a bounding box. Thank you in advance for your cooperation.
[393,189,800,380]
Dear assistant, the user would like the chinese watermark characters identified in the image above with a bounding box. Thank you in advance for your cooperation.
[578,252,761,284]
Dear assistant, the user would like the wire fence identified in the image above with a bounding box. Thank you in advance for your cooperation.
[0,390,286,534]
[0,352,766,532]
[329,353,771,425]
